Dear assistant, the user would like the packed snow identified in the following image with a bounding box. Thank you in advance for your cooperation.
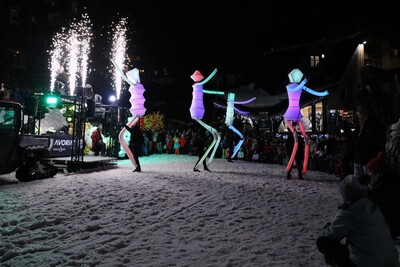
[1,154,399,266]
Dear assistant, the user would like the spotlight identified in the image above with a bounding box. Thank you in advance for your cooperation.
[109,95,116,103]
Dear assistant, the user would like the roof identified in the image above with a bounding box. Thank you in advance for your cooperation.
[218,83,288,109]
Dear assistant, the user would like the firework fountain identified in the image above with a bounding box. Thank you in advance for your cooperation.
[110,18,128,100]
[49,30,67,94]
[48,14,93,95]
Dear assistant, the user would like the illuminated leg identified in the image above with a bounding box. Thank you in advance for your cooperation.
[195,119,216,169]
[285,120,298,173]
[228,125,244,159]
[119,116,139,167]
[207,125,221,165]
[298,120,309,174]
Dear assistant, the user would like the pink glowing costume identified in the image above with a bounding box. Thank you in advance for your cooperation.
[284,69,329,175]
[112,60,146,167]
[190,69,224,169]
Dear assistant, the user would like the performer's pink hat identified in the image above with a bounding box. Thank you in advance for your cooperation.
[190,70,204,82]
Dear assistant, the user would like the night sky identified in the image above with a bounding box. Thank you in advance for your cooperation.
[67,1,399,120]
[87,1,395,65]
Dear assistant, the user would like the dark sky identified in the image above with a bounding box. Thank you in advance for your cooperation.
[75,1,399,120]
[81,1,398,79]
[95,1,395,61]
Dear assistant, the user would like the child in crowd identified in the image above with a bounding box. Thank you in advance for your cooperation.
[237,148,244,160]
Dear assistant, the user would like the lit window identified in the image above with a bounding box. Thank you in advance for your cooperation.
[310,55,320,67]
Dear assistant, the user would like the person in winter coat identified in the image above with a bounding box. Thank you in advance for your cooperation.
[365,151,400,239]
[237,147,245,160]
[352,100,386,175]
[336,130,353,180]
[91,125,106,156]
[316,174,399,267]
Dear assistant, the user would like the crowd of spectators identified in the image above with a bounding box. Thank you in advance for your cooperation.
[2,85,396,181]
[131,99,400,185]
[0,83,34,104]
[132,116,361,179]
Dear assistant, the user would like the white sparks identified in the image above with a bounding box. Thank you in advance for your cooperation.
[111,18,128,100]
[79,14,93,88]
[67,29,79,96]
[48,14,93,95]
[49,30,67,92]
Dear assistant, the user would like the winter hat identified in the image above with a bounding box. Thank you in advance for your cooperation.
[339,175,369,203]
[365,151,386,173]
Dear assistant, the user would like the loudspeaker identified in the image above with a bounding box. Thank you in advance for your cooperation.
[24,96,38,116]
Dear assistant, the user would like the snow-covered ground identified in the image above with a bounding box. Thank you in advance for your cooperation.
[1,154,399,266]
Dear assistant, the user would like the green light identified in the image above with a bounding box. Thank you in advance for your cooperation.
[45,95,59,107]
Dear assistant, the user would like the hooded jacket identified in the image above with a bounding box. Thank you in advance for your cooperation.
[323,197,399,267]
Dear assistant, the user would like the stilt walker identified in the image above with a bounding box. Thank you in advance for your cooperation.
[112,60,146,168]
[221,93,256,159]
[284,69,329,175]
[190,69,225,170]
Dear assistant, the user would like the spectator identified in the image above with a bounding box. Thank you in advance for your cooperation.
[167,137,174,154]
[142,132,149,156]
[179,133,187,154]
[309,137,318,170]
[386,118,400,170]
[91,125,106,156]
[316,174,398,267]
[0,82,5,99]
[237,147,244,160]
[365,151,400,239]
[325,133,338,175]
[173,134,180,155]
[2,86,12,101]
[12,86,23,103]
[336,130,353,180]
[151,132,158,155]
[252,150,260,162]
[352,99,386,176]
[220,135,228,159]
[156,131,164,154]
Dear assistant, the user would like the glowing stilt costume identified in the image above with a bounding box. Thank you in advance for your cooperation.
[190,69,224,170]
[112,60,146,168]
[220,93,256,159]
[284,69,329,174]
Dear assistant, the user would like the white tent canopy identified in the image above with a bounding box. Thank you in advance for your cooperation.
[222,83,288,109]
